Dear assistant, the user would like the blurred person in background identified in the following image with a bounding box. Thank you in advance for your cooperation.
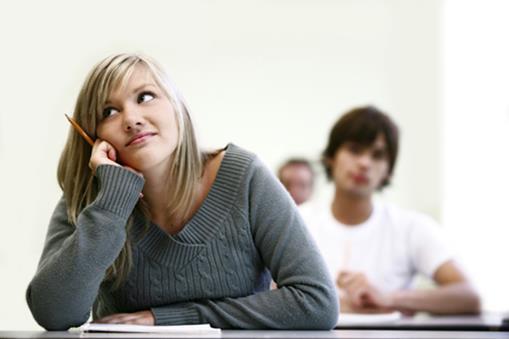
[278,158,315,205]
[300,105,481,315]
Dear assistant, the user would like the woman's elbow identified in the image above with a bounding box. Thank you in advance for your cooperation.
[27,286,88,331]
[31,308,88,331]
[316,292,339,329]
[310,307,338,330]
[35,318,74,331]
[301,285,339,329]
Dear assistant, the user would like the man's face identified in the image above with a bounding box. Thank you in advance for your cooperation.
[279,164,314,205]
[328,134,390,198]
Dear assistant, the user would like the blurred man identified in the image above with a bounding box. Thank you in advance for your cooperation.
[300,106,481,315]
[278,158,315,205]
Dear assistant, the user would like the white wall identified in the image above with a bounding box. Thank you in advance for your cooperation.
[1,0,443,330]
[442,0,509,312]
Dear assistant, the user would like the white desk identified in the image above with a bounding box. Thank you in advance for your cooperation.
[0,330,508,339]
[336,313,509,331]
[3,314,508,339]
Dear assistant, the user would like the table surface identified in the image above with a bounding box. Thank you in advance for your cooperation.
[336,313,509,331]
[0,329,508,339]
[3,314,508,339]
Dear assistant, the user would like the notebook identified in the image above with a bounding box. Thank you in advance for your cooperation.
[80,322,221,335]
[337,311,402,325]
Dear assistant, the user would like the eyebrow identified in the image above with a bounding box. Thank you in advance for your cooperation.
[104,83,157,105]
[132,83,157,94]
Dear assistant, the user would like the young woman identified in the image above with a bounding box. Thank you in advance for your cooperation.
[26,53,338,330]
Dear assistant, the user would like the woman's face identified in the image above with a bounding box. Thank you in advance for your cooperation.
[96,65,179,172]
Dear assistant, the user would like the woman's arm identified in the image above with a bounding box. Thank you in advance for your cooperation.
[26,165,144,330]
[150,157,338,329]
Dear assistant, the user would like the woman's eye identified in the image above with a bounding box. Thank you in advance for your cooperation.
[102,107,119,119]
[138,91,155,103]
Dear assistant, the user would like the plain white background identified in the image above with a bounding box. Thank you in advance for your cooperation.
[0,0,507,330]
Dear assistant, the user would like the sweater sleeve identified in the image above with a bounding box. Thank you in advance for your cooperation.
[26,165,144,330]
[151,158,339,329]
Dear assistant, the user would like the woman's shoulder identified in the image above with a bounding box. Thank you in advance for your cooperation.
[212,143,278,199]
[215,143,265,178]
[223,143,258,164]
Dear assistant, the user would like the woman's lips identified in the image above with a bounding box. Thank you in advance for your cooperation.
[126,132,156,146]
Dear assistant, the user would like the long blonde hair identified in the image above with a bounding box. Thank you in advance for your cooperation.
[57,53,205,288]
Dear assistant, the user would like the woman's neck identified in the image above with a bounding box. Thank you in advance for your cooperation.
[141,150,225,234]
[331,189,373,226]
[140,159,172,216]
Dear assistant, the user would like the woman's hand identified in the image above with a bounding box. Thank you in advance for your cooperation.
[89,139,121,174]
[89,139,143,178]
[94,310,155,325]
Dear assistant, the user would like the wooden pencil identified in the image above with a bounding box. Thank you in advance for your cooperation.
[64,114,95,146]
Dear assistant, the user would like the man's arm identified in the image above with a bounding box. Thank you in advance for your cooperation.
[338,261,481,314]
[390,260,481,314]
[390,210,481,315]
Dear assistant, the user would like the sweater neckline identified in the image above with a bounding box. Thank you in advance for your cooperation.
[134,143,253,266]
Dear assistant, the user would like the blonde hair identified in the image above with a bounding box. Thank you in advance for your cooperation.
[57,53,205,288]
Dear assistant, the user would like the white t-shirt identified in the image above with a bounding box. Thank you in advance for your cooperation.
[299,200,452,293]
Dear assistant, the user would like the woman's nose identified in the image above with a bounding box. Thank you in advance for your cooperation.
[123,106,145,131]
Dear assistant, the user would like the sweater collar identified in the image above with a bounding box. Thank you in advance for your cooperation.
[133,143,253,266]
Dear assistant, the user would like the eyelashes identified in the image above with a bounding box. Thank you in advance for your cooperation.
[101,91,156,120]
[102,106,119,119]
[137,91,155,104]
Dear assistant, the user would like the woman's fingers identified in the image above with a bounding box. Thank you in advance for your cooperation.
[96,313,138,324]
[95,313,130,323]
[107,144,117,162]
[95,311,154,325]
[87,141,143,199]
[89,139,120,173]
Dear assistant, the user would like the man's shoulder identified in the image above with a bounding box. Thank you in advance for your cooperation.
[298,200,333,229]
[375,201,440,231]
[299,200,328,217]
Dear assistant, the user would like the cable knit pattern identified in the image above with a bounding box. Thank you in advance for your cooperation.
[27,144,338,330]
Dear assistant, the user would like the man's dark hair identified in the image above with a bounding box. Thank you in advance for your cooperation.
[322,105,399,189]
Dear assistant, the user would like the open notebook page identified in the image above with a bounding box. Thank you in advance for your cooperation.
[337,311,402,325]
[80,323,220,335]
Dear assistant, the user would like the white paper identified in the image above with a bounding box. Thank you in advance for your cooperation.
[337,311,402,325]
[80,322,220,334]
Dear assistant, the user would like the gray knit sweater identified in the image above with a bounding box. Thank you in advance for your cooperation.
[27,144,338,330]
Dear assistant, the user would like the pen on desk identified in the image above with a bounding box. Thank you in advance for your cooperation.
[65,114,95,146]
